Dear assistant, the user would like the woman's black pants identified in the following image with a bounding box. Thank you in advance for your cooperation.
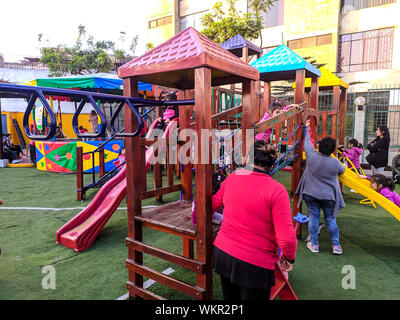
[220,275,271,301]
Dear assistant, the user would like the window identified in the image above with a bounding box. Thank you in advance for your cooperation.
[287,34,332,49]
[341,0,396,13]
[259,0,284,28]
[179,12,206,32]
[262,46,279,54]
[338,27,394,72]
[148,16,173,29]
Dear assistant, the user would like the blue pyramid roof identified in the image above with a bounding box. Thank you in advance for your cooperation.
[250,44,321,81]
[220,34,263,57]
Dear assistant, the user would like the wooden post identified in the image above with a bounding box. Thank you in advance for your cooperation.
[76,146,83,201]
[255,53,262,122]
[179,89,194,201]
[182,238,194,259]
[99,148,105,178]
[292,69,305,239]
[242,80,256,162]
[0,98,3,160]
[194,67,213,299]
[332,86,340,141]
[154,149,162,202]
[309,75,319,147]
[123,77,143,299]
[141,143,147,191]
[339,88,347,145]
[262,81,271,118]
[242,47,249,63]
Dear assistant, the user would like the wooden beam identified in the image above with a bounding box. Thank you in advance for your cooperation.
[126,259,205,300]
[292,69,305,239]
[309,75,319,147]
[194,67,213,299]
[242,80,256,162]
[253,106,302,135]
[262,81,271,117]
[127,281,166,300]
[211,105,243,124]
[182,238,194,259]
[179,89,194,201]
[242,47,249,63]
[332,85,340,142]
[126,238,205,273]
[141,184,182,200]
[339,88,347,145]
[76,146,83,201]
[123,76,143,298]
[99,148,105,178]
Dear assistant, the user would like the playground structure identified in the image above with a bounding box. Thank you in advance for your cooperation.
[1,27,399,301]
[116,28,323,300]
[0,28,323,300]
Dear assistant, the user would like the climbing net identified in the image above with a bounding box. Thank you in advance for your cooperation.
[211,95,304,176]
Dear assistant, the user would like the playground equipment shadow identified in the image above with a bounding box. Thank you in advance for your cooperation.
[0,167,399,300]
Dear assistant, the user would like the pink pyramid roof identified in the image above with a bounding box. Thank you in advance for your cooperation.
[118,27,259,89]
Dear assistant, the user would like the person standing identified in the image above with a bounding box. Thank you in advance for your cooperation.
[89,110,99,134]
[296,119,345,255]
[212,140,297,300]
[366,125,390,175]
[392,149,400,184]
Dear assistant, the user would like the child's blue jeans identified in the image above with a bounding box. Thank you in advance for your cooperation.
[303,194,340,247]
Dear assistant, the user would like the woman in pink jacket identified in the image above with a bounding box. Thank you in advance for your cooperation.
[212,140,297,300]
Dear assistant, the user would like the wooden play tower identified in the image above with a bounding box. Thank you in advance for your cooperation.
[118,27,259,300]
[117,30,323,300]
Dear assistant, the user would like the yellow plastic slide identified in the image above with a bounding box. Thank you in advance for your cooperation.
[338,165,400,222]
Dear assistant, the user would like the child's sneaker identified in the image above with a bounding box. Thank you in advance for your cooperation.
[332,245,343,255]
[306,242,319,253]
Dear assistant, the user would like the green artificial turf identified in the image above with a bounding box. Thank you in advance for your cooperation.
[0,167,399,300]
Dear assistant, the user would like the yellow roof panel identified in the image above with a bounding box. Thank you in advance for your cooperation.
[293,66,348,89]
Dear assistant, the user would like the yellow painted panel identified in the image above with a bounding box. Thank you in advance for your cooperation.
[2,111,91,148]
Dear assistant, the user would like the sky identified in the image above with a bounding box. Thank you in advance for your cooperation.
[0,0,149,62]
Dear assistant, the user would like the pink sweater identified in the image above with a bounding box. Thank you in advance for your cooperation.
[343,147,363,169]
[379,187,400,208]
[212,168,297,270]
[366,177,400,207]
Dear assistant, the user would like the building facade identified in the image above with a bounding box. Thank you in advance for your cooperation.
[146,0,400,156]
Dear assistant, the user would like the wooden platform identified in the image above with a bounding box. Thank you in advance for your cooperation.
[135,200,220,240]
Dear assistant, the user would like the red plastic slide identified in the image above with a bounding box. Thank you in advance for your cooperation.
[56,119,177,252]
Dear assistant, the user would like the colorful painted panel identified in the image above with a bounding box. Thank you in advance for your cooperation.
[35,140,124,173]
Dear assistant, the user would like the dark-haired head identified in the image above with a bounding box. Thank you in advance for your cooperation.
[268,101,283,117]
[370,174,395,192]
[159,90,177,101]
[212,172,226,195]
[349,138,363,149]
[319,137,336,156]
[377,125,390,141]
[246,140,278,172]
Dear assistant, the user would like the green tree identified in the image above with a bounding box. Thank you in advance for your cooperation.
[201,0,275,46]
[40,26,138,77]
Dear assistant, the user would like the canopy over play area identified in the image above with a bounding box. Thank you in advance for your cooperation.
[118,27,259,89]
[293,66,349,91]
[251,44,321,81]
[23,74,153,94]
[220,34,263,58]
